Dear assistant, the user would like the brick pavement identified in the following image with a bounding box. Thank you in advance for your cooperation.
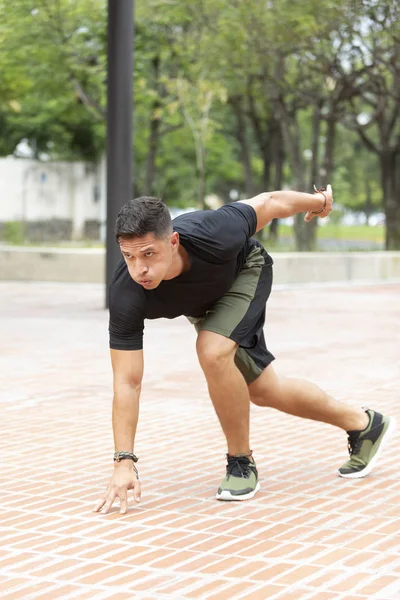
[0,280,399,600]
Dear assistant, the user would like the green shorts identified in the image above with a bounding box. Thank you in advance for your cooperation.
[188,244,275,383]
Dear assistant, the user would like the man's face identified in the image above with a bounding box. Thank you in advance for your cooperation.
[119,232,178,290]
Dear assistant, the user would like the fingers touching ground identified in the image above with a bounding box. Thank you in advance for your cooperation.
[93,479,141,515]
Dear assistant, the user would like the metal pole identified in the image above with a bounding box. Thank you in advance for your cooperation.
[105,0,134,307]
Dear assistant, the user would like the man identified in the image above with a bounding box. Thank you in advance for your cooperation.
[94,186,395,515]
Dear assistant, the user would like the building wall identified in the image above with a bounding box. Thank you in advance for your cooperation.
[0,156,105,239]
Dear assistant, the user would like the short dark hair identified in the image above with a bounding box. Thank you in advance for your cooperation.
[115,196,172,241]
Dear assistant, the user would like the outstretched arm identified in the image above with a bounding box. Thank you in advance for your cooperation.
[93,349,144,515]
[239,185,333,233]
[111,349,143,456]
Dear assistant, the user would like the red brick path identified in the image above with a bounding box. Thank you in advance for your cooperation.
[1,281,399,599]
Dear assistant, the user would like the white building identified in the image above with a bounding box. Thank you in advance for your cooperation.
[0,155,105,240]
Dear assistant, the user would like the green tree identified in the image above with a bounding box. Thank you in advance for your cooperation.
[1,0,397,249]
[0,0,106,160]
[339,0,400,248]
[333,130,383,220]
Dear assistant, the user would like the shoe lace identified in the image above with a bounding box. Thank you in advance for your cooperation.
[347,431,362,456]
[226,455,254,479]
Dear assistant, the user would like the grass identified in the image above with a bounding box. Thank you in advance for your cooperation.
[278,223,385,243]
[0,239,104,248]
[0,223,386,250]
[257,223,385,252]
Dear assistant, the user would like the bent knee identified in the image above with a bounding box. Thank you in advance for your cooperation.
[196,330,237,372]
[249,394,267,407]
[248,364,284,408]
[249,379,283,408]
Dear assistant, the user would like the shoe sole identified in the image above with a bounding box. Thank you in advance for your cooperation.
[216,482,261,501]
[338,416,397,479]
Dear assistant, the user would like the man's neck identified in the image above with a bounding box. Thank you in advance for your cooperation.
[165,245,190,280]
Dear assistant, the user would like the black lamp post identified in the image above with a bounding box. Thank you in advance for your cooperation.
[105,0,134,307]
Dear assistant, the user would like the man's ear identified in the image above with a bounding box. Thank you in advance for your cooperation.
[170,231,179,249]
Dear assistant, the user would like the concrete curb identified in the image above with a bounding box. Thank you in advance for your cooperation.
[1,246,400,285]
[0,246,104,283]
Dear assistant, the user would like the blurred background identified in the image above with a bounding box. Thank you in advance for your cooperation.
[0,0,398,253]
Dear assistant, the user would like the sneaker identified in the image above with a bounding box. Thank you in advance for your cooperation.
[216,453,260,501]
[338,408,396,479]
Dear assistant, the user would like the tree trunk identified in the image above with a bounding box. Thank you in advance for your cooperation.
[198,147,207,210]
[309,103,322,190]
[323,114,336,183]
[269,120,285,241]
[304,104,326,249]
[364,179,372,225]
[143,55,161,197]
[246,87,273,241]
[278,100,317,250]
[381,149,400,249]
[290,118,313,250]
[273,121,284,190]
[144,107,160,196]
[258,150,273,243]
[269,219,279,242]
[259,154,270,198]
[230,97,254,197]
[246,85,272,193]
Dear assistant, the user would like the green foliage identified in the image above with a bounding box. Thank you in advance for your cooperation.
[0,0,398,245]
[0,0,106,160]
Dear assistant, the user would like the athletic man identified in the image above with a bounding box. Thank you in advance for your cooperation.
[94,186,395,514]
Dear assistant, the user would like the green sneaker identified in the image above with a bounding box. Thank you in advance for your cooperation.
[338,408,396,479]
[216,453,260,501]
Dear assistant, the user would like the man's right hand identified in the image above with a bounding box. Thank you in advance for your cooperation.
[93,462,141,515]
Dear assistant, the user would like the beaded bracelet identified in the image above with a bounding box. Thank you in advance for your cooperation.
[312,185,327,215]
[113,451,138,463]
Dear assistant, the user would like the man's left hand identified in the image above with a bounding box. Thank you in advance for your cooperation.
[304,184,333,222]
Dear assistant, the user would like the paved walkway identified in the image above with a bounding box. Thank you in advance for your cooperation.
[1,281,399,600]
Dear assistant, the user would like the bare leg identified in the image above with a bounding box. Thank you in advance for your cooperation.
[196,331,251,455]
[249,363,369,431]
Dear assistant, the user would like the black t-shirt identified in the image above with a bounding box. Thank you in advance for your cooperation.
[109,202,272,351]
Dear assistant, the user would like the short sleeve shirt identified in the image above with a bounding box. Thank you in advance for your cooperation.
[109,202,272,351]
